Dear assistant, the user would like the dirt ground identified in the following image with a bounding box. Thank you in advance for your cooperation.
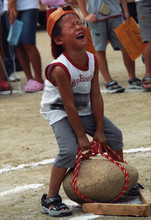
[0,29,151,220]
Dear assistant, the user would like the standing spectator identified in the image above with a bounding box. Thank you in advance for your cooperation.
[1,12,21,82]
[77,0,142,93]
[135,0,151,90]
[0,0,10,91]
[40,0,66,20]
[3,0,44,92]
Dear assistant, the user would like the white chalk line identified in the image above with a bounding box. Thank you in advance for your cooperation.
[124,147,151,153]
[0,184,44,197]
[0,88,146,95]
[0,187,141,220]
[0,147,150,175]
[0,158,55,175]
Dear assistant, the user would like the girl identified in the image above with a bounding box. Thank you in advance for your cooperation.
[40,5,123,217]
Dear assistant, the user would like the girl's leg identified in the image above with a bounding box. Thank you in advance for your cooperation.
[45,118,78,210]
[16,44,33,81]
[95,50,113,84]
[81,115,124,161]
[23,44,43,83]
[110,149,123,161]
[18,9,43,83]
[47,166,68,199]
[120,48,136,80]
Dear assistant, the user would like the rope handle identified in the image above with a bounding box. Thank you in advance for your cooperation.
[72,141,129,203]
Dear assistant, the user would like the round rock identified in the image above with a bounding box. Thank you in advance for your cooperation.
[63,158,138,203]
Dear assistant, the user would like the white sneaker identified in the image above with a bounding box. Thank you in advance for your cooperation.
[9,73,20,82]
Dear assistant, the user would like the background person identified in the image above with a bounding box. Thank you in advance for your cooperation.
[135,0,151,90]
[77,0,142,93]
[0,0,10,91]
[3,0,44,93]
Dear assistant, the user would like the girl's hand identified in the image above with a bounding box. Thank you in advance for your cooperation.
[124,11,130,22]
[77,134,90,152]
[84,13,98,23]
[93,131,106,147]
[7,1,18,24]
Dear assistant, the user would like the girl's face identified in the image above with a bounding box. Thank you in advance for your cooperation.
[55,14,87,52]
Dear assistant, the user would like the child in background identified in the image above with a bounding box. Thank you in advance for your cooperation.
[0,0,11,91]
[41,0,66,20]
[40,5,124,217]
[77,0,142,93]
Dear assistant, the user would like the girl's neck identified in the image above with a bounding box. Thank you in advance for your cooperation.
[64,50,88,68]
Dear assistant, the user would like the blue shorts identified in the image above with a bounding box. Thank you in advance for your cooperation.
[88,16,123,51]
[51,115,123,168]
[17,9,38,45]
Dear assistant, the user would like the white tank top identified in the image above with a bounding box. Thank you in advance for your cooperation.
[40,51,97,125]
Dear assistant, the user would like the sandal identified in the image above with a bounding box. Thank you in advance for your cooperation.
[105,81,125,93]
[128,77,142,89]
[24,79,44,93]
[40,194,72,217]
[124,183,144,197]
[141,76,151,91]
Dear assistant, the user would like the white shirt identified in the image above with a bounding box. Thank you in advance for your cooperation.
[3,0,40,12]
[40,52,96,125]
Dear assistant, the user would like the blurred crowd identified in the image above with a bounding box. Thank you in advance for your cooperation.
[0,0,151,93]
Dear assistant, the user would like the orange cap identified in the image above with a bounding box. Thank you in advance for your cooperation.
[47,5,78,39]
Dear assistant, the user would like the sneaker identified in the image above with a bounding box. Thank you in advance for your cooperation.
[105,81,125,93]
[9,73,20,82]
[125,183,144,196]
[128,77,142,89]
[0,80,11,91]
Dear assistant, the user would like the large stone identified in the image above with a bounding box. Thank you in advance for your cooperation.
[63,158,138,203]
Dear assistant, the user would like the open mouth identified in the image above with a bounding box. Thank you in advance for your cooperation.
[76,33,84,40]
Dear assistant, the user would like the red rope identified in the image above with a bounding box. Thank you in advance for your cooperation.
[72,141,129,203]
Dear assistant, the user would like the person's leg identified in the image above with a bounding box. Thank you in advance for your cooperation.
[23,44,43,83]
[47,167,68,199]
[18,9,43,83]
[103,116,124,160]
[43,118,78,210]
[0,19,11,91]
[95,50,113,84]
[109,17,141,89]
[16,44,33,81]
[81,115,124,161]
[144,42,151,88]
[121,48,142,89]
[0,23,5,81]
[136,1,151,89]
[89,21,124,92]
[120,48,135,81]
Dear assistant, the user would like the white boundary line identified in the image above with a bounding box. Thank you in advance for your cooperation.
[0,88,147,95]
[0,184,44,197]
[0,148,150,175]
[0,158,55,175]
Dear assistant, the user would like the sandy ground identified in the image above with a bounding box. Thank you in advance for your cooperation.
[0,29,151,220]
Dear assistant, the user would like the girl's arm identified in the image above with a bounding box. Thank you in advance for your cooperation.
[50,65,90,152]
[77,0,97,23]
[7,0,18,24]
[90,58,106,146]
[120,0,130,21]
